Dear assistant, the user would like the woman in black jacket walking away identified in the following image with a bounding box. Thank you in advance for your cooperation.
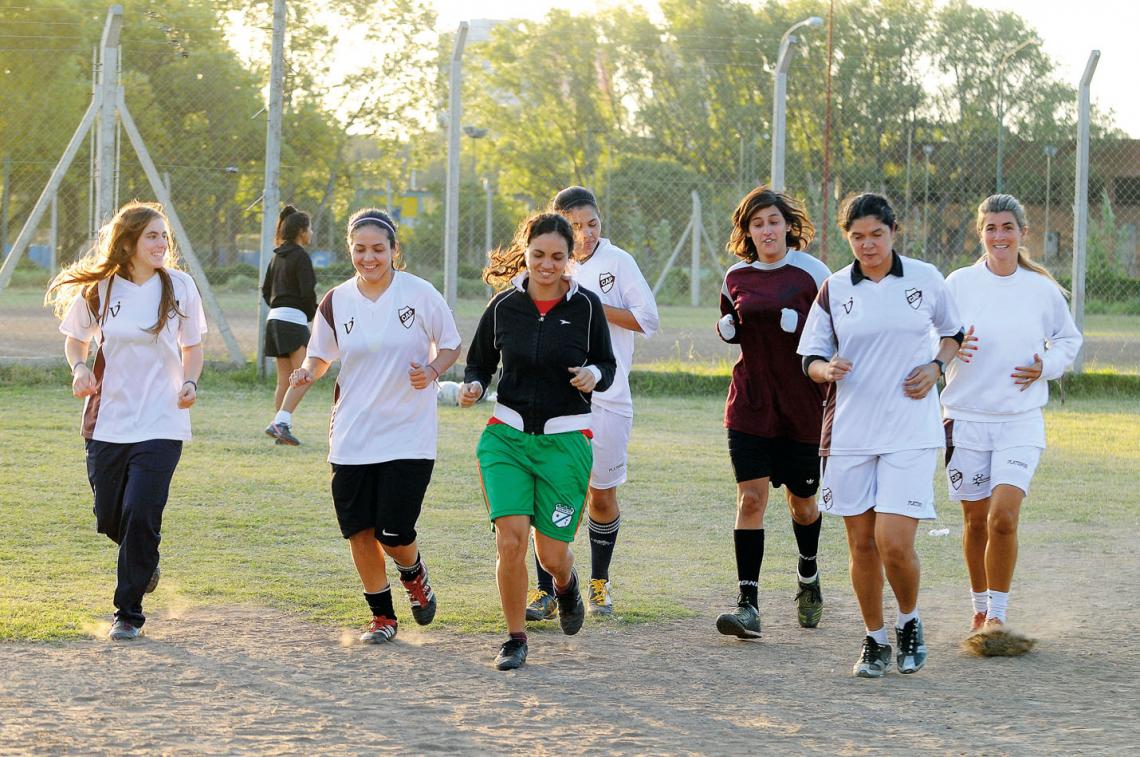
[459,212,616,670]
[262,205,316,445]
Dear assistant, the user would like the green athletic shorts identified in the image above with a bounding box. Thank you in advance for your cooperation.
[476,423,592,542]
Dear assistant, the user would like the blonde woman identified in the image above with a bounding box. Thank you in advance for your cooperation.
[942,194,1082,653]
[45,201,206,640]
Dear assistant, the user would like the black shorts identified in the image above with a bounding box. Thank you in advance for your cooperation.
[727,429,820,498]
[330,459,434,544]
[264,319,310,357]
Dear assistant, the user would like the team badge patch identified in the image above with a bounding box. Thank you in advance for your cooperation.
[599,272,615,293]
[551,503,575,529]
[398,306,415,329]
[344,317,355,335]
[841,297,854,314]
[108,301,121,318]
[905,288,923,309]
[949,468,963,490]
[821,487,833,511]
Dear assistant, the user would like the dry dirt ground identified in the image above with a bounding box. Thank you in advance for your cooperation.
[2,536,1136,756]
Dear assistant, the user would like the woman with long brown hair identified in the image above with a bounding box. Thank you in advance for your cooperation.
[45,200,206,640]
[459,212,616,670]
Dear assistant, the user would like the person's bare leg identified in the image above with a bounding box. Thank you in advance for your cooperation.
[843,510,884,631]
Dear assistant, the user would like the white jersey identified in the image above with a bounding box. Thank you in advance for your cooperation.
[797,254,962,456]
[308,272,462,465]
[573,239,659,416]
[941,259,1082,424]
[60,270,207,443]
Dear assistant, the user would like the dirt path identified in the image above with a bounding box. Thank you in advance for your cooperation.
[3,537,1136,755]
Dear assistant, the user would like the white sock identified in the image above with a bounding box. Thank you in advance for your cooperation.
[896,608,919,629]
[798,571,818,584]
[971,591,988,614]
[987,590,1009,622]
[274,410,292,426]
[867,626,889,645]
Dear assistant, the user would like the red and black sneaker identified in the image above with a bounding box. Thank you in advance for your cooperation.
[360,615,398,644]
[400,564,437,626]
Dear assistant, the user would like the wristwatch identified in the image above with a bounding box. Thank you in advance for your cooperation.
[931,358,945,376]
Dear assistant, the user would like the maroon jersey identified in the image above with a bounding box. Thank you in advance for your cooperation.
[718,251,831,444]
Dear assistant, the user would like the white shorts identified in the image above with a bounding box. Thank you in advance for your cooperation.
[820,448,939,520]
[945,417,1045,500]
[589,404,632,489]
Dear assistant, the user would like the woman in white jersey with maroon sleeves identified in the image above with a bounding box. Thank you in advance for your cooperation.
[943,194,1081,653]
[798,192,964,678]
[46,201,206,641]
[284,208,462,644]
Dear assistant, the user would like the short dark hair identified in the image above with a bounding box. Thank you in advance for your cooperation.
[552,186,598,213]
[727,186,815,262]
[838,192,897,232]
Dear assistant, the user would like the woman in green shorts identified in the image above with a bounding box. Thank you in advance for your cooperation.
[459,212,616,670]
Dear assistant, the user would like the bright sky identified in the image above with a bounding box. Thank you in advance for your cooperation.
[431,0,1140,137]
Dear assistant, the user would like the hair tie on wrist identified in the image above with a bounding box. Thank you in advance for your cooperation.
[183,379,198,390]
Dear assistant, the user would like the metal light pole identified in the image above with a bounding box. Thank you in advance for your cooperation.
[922,144,933,257]
[996,38,1040,193]
[1043,144,1056,263]
[443,22,469,309]
[770,16,823,192]
[256,0,286,376]
[1071,50,1101,373]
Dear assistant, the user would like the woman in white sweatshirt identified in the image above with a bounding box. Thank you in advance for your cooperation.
[941,194,1082,647]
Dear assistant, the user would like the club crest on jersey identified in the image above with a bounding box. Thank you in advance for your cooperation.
[905,288,923,309]
[108,301,121,318]
[398,306,415,329]
[821,487,833,510]
[344,317,355,335]
[841,297,854,314]
[949,468,963,490]
[551,503,575,529]
[599,272,615,293]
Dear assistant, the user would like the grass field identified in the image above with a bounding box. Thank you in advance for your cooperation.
[2,377,1136,641]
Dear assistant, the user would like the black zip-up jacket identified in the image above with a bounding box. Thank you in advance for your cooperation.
[464,277,616,435]
[261,242,317,320]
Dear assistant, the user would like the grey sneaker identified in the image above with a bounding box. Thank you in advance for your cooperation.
[555,570,585,636]
[795,576,823,628]
[109,619,142,641]
[267,421,301,446]
[896,618,927,673]
[587,578,613,616]
[854,635,893,678]
[145,564,160,594]
[525,589,558,621]
[716,595,762,639]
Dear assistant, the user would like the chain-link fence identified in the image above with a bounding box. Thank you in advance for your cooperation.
[3,3,1137,371]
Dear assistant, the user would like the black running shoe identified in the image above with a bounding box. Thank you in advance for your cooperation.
[795,576,823,628]
[854,636,892,678]
[896,617,927,673]
[716,595,762,639]
[495,638,528,670]
[556,570,585,636]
